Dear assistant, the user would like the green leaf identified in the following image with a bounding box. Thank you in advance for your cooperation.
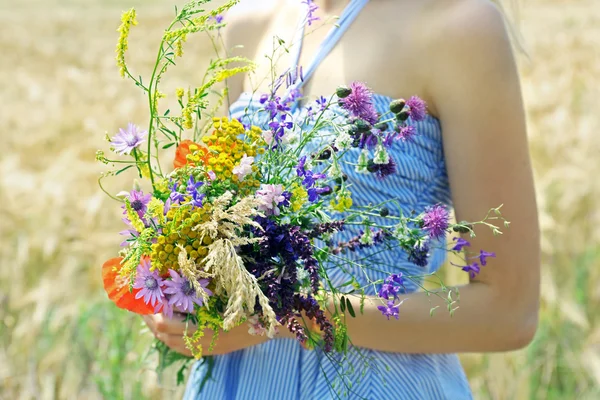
[164,109,171,116]
[340,296,346,313]
[162,142,176,149]
[346,298,356,318]
[115,165,134,176]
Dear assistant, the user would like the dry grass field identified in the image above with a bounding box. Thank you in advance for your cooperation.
[0,0,599,399]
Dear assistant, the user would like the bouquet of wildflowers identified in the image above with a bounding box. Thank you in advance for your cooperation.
[98,0,508,388]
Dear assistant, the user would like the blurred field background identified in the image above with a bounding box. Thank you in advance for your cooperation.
[0,0,599,399]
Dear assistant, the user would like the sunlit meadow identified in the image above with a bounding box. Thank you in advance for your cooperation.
[0,0,598,399]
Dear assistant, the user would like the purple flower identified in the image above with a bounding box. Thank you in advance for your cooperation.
[396,125,417,142]
[478,250,496,266]
[339,81,378,124]
[451,237,471,251]
[408,241,430,267]
[315,95,327,111]
[214,14,224,24]
[133,259,164,307]
[452,261,481,279]
[383,132,395,148]
[378,300,400,320]
[189,191,205,209]
[111,123,147,155]
[422,204,449,239]
[256,184,286,216]
[303,0,320,26]
[307,186,330,202]
[296,156,307,177]
[374,158,397,179]
[186,176,204,195]
[406,96,427,122]
[169,182,185,204]
[268,114,293,138]
[119,228,139,247]
[259,93,269,104]
[163,270,212,313]
[302,170,326,188]
[378,273,404,300]
[123,190,151,219]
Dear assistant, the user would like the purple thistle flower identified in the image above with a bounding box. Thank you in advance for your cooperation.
[383,132,395,148]
[163,270,212,314]
[377,300,400,320]
[111,123,147,155]
[451,237,471,251]
[339,81,378,124]
[406,96,427,122]
[478,250,496,266]
[422,204,449,239]
[396,125,417,142]
[133,259,164,307]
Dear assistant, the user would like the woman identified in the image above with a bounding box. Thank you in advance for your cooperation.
[143,0,540,398]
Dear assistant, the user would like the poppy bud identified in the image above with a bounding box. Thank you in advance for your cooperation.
[389,99,406,114]
[379,207,390,217]
[336,86,352,98]
[317,149,331,160]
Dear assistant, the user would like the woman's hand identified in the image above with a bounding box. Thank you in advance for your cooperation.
[142,313,293,357]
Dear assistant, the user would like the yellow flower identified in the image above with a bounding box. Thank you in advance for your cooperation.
[291,184,308,212]
[124,199,145,232]
[115,8,138,78]
[330,191,353,213]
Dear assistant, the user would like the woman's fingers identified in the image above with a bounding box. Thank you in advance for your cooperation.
[144,313,197,335]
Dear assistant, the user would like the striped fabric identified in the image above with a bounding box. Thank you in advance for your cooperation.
[184,1,473,398]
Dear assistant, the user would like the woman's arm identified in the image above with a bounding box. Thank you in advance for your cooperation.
[339,1,540,354]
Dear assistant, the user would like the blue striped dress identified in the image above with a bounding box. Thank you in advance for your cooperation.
[184,1,473,398]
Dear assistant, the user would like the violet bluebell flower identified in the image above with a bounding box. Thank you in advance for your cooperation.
[190,191,205,209]
[169,182,185,204]
[186,176,204,195]
[378,300,400,320]
[163,270,212,313]
[303,0,320,26]
[406,96,427,122]
[452,261,481,279]
[111,123,147,155]
[316,95,327,111]
[422,204,450,239]
[296,156,307,177]
[378,273,404,300]
[302,170,326,188]
[339,81,379,124]
[133,258,164,307]
[268,114,293,138]
[307,186,330,202]
[451,237,471,251]
[478,250,496,266]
